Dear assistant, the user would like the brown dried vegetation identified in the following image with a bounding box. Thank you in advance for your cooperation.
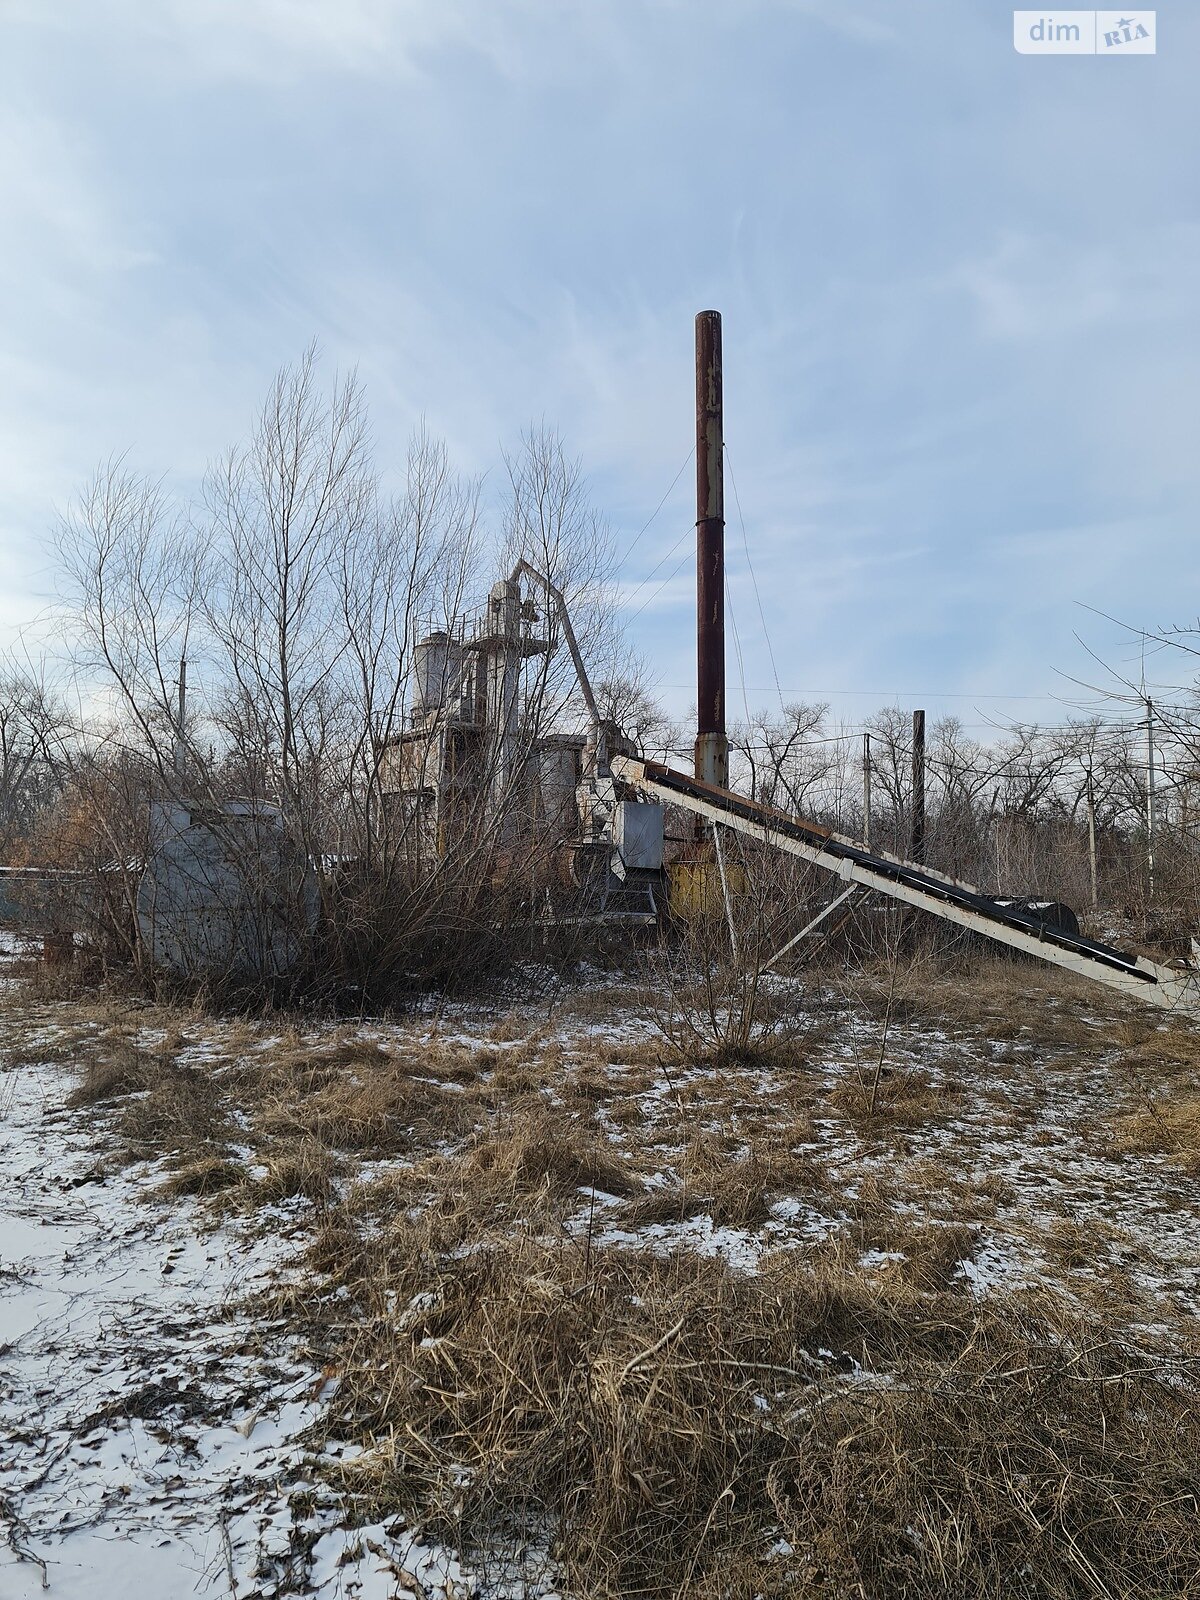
[316,1214,1200,1600]
[25,952,1200,1597]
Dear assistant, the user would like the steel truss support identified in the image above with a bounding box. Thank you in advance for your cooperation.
[761,884,862,974]
[613,756,1200,1019]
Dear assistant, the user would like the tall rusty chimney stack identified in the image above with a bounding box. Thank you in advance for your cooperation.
[694,309,728,788]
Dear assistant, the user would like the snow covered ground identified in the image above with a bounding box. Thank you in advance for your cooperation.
[4,962,1200,1597]
[0,1043,483,1599]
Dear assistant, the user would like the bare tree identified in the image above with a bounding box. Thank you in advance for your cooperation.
[0,666,73,855]
[729,702,833,814]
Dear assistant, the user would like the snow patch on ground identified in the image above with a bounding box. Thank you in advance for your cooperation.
[0,1055,497,1599]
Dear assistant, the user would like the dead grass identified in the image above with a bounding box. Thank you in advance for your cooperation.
[63,1032,231,1166]
[253,1142,335,1204]
[158,1154,245,1197]
[1115,1021,1200,1082]
[891,1220,979,1290]
[1040,1215,1127,1271]
[1,1034,79,1069]
[119,1060,227,1155]
[234,1035,395,1090]
[314,1215,1200,1600]
[853,954,1123,1052]
[825,1066,962,1129]
[487,1011,536,1044]
[819,1202,980,1292]
[554,983,660,1024]
[66,1039,149,1106]
[230,1034,475,1158]
[899,1156,1016,1219]
[260,1073,426,1156]
[1112,1093,1200,1175]
[628,1134,818,1230]
[20,956,1200,1596]
[460,1105,642,1201]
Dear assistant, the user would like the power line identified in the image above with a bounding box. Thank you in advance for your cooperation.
[654,713,1157,746]
[724,441,783,713]
[625,544,694,624]
[613,447,694,575]
[619,523,693,611]
[647,683,1091,702]
[726,585,753,728]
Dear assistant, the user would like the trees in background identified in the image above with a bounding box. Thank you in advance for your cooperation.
[0,668,72,858]
[13,350,634,998]
[4,348,1200,992]
[725,701,1200,926]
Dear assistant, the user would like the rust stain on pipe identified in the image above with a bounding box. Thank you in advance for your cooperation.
[694,309,728,788]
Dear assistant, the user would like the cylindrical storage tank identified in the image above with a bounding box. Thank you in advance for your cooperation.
[136,806,318,980]
[413,632,464,717]
[533,735,585,838]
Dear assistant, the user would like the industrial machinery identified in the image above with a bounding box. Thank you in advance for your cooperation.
[119,308,1200,1010]
[379,561,666,924]
[606,307,1200,1019]
[136,800,318,980]
[612,755,1200,1017]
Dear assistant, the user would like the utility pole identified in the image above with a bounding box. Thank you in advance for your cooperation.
[862,732,872,851]
[694,310,728,790]
[1146,697,1156,902]
[1086,767,1098,912]
[911,708,926,864]
[174,656,188,785]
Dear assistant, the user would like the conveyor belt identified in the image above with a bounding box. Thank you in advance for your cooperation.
[612,756,1200,1018]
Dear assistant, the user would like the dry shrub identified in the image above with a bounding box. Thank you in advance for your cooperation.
[1112,1093,1200,1175]
[254,1141,334,1204]
[158,1154,244,1197]
[826,1067,960,1129]
[318,1221,1200,1600]
[629,1135,807,1230]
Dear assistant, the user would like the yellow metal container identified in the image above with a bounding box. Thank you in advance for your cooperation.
[666,860,748,919]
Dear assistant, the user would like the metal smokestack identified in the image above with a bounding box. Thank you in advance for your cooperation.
[694,309,728,788]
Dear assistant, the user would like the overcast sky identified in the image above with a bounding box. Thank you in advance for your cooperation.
[2,0,1196,735]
